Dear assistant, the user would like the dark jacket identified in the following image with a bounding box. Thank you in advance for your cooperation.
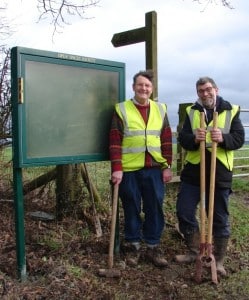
[179,96,245,188]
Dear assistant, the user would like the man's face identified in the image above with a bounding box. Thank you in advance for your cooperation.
[197,82,218,109]
[132,75,153,105]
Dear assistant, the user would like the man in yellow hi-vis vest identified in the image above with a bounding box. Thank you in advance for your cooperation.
[109,70,172,267]
[175,77,245,276]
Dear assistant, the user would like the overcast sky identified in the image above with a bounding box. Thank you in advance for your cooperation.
[5,0,249,133]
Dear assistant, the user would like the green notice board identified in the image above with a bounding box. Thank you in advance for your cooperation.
[11,47,125,167]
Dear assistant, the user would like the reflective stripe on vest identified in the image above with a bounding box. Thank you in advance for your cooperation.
[115,99,167,171]
[185,105,239,170]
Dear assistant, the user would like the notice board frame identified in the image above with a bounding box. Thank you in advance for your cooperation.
[11,46,125,168]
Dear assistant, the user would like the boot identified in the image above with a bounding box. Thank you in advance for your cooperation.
[214,237,229,276]
[144,245,168,268]
[122,242,141,267]
[175,231,200,263]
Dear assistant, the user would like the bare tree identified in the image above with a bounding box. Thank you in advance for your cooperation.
[192,0,234,10]
[0,4,12,146]
[0,4,14,44]
[0,47,11,145]
[220,0,233,7]
[37,0,101,36]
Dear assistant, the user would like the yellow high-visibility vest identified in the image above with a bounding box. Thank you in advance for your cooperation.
[185,105,239,170]
[115,99,168,171]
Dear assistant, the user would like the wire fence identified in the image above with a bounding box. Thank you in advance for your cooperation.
[233,108,249,178]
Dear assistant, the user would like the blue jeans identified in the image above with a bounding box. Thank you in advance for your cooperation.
[176,182,231,238]
[119,168,165,245]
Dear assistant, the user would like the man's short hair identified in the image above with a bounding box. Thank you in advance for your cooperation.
[196,76,217,89]
[133,70,154,85]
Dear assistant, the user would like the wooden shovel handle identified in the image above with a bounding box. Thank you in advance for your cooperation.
[200,112,206,244]
[108,183,119,269]
[207,111,218,244]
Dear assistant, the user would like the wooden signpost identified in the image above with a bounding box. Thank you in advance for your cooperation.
[111,11,158,100]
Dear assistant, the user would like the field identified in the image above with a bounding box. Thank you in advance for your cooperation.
[0,147,249,299]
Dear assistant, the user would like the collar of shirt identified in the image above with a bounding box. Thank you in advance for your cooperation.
[132,97,150,106]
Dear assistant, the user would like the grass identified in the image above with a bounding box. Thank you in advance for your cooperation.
[232,177,249,191]
[230,197,249,248]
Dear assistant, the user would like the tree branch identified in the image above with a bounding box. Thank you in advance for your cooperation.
[37,0,101,37]
[192,0,234,10]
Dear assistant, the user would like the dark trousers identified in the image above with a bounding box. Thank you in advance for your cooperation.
[119,168,165,245]
[176,182,231,238]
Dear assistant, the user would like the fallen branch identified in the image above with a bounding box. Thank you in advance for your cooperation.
[23,168,57,195]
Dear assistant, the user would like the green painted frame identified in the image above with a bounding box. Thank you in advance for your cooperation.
[11,46,125,167]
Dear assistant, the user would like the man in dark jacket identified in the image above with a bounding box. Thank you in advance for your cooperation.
[175,77,245,276]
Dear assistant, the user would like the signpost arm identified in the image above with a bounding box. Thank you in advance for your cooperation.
[111,27,146,47]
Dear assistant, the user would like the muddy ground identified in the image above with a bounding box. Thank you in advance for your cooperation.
[0,183,249,299]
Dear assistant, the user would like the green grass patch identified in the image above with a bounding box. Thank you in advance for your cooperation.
[220,269,249,297]
[232,177,249,192]
[230,197,249,249]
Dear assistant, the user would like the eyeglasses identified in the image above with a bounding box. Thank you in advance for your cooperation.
[197,86,214,95]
